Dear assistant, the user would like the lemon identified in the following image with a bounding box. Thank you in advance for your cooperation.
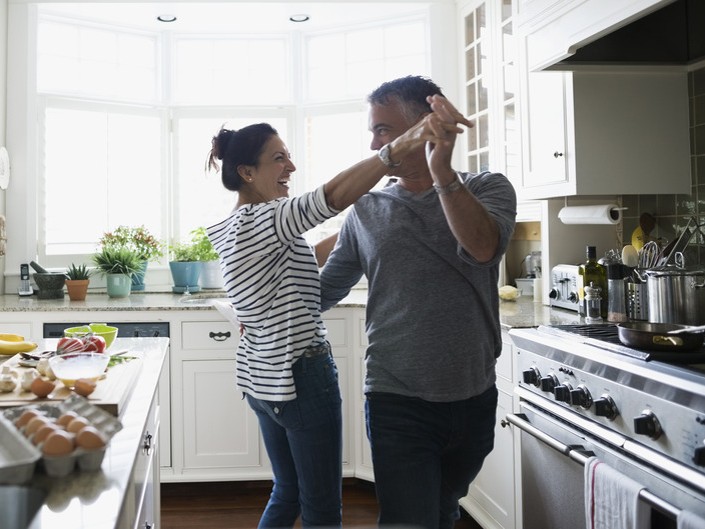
[631,227,647,251]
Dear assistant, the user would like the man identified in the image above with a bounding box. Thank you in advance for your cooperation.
[319,75,517,529]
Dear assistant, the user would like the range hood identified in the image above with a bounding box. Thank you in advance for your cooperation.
[549,0,705,69]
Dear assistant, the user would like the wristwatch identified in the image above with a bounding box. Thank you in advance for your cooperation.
[378,143,401,168]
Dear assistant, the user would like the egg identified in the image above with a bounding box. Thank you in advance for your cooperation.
[30,376,55,398]
[75,426,107,450]
[25,415,50,437]
[73,378,97,397]
[56,411,79,428]
[14,409,39,429]
[42,430,75,456]
[66,416,91,434]
[33,422,60,445]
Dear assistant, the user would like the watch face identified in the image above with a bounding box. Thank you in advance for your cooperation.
[379,144,399,167]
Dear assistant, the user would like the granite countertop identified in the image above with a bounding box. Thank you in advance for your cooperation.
[499,295,581,329]
[0,290,579,328]
[3,337,168,529]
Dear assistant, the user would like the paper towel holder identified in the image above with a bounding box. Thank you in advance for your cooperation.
[557,204,626,225]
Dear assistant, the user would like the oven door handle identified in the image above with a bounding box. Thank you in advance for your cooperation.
[503,413,594,464]
[504,412,683,520]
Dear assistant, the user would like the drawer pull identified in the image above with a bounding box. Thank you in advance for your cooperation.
[209,331,231,341]
[142,432,153,455]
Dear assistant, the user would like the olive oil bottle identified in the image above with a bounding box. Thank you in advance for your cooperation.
[577,245,607,318]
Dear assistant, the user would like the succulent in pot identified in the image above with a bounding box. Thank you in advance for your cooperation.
[65,263,92,301]
[92,247,142,298]
[98,225,164,292]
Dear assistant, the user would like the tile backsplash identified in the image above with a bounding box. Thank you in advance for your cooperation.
[621,64,705,267]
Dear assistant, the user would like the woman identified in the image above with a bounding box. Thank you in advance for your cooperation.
[206,96,470,528]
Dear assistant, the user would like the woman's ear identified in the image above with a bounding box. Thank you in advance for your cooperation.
[237,165,253,182]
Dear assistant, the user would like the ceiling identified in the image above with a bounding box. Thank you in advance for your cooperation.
[38,1,434,33]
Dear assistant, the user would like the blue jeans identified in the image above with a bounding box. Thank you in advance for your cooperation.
[365,385,498,529]
[246,350,343,528]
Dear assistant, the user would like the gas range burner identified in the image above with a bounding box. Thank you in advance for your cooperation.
[540,324,705,364]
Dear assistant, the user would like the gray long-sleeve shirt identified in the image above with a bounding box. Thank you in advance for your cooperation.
[320,171,517,402]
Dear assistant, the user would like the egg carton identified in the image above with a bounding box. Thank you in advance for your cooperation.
[2,394,123,478]
[0,414,40,484]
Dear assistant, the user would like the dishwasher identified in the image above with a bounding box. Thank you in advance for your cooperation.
[43,321,170,339]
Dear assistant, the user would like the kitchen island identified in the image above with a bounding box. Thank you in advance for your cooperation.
[1,337,168,529]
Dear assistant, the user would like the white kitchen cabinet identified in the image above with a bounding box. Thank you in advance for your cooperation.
[517,0,670,71]
[168,308,357,482]
[461,330,521,529]
[517,67,690,199]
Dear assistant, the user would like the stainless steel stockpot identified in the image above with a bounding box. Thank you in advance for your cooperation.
[646,267,705,326]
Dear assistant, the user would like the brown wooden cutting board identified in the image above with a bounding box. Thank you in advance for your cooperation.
[0,353,142,417]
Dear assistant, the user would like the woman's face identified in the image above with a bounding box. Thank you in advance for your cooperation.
[243,135,296,201]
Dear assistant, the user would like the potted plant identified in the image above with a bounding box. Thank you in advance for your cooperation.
[98,225,164,291]
[189,227,223,289]
[168,237,203,294]
[92,246,142,298]
[64,263,92,301]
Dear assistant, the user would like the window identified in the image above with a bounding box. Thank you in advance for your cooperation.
[25,8,432,272]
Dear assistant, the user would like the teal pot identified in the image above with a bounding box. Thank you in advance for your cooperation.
[131,261,149,291]
[169,261,202,294]
[200,260,224,289]
[106,273,132,298]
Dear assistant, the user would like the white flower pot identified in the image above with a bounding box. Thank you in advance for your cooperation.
[200,260,224,289]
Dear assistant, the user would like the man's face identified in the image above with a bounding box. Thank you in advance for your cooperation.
[368,99,413,151]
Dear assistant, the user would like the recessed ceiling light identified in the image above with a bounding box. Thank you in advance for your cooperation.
[289,14,310,23]
[157,14,177,23]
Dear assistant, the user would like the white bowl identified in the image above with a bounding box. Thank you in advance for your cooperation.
[48,353,109,389]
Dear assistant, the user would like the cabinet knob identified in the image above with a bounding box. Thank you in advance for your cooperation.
[209,331,232,341]
[553,151,564,158]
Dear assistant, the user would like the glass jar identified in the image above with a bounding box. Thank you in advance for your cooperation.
[585,282,603,324]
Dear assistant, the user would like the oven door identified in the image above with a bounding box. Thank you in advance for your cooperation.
[507,399,705,529]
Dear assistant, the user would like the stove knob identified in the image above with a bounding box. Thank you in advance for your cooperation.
[633,409,662,440]
[594,395,619,420]
[522,367,541,387]
[554,383,572,403]
[540,374,558,393]
[693,444,705,467]
[549,288,560,300]
[568,291,579,303]
[570,385,593,409]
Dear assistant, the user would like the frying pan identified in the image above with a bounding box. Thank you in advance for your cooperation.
[617,322,705,352]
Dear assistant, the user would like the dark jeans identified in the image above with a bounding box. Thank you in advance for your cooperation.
[246,351,343,528]
[365,385,498,529]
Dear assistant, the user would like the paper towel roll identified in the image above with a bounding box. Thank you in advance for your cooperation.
[557,204,622,225]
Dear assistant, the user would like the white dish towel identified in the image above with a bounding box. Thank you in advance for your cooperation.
[585,456,650,529]
[679,510,705,529]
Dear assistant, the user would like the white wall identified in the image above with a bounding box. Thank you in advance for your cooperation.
[0,0,7,294]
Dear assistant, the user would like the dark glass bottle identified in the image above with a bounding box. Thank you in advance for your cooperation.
[577,246,607,318]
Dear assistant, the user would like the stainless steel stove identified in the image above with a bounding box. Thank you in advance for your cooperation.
[508,324,705,527]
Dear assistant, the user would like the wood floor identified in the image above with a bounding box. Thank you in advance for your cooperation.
[161,478,484,528]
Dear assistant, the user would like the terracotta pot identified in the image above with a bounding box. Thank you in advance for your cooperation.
[65,279,89,301]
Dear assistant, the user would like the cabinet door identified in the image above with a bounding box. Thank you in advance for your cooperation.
[181,358,261,470]
[520,70,571,193]
[463,388,516,529]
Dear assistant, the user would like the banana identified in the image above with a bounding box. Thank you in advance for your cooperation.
[0,333,26,342]
[0,339,38,355]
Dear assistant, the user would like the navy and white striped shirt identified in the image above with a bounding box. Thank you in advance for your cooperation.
[207,186,339,401]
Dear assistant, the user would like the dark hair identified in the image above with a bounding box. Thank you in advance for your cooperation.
[207,123,279,191]
[367,75,445,123]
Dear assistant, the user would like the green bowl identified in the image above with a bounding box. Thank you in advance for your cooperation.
[64,323,118,349]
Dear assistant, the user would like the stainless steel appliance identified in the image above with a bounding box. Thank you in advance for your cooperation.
[508,324,705,528]
[548,264,579,312]
[43,321,169,339]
